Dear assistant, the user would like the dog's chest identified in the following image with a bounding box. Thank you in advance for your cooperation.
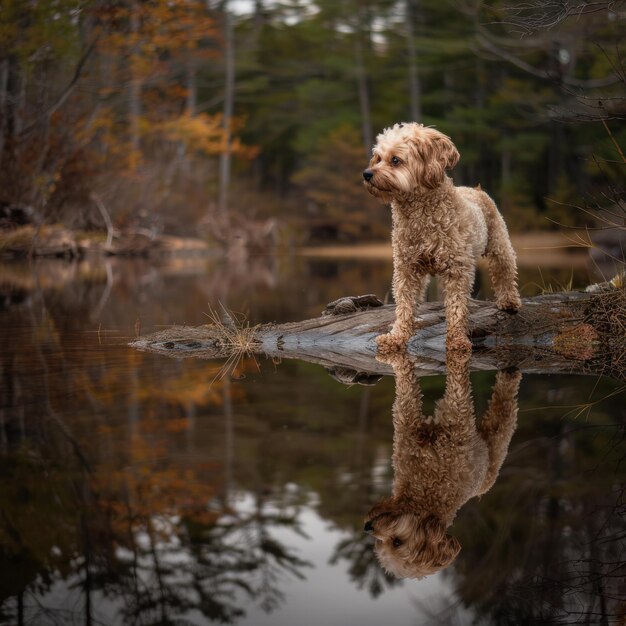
[393,233,450,274]
[391,192,488,270]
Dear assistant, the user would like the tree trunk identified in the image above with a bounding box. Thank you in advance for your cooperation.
[130,289,626,382]
[354,9,372,158]
[501,133,511,209]
[0,58,9,160]
[0,54,23,177]
[219,3,235,215]
[405,0,422,122]
[129,0,142,162]
[185,56,197,116]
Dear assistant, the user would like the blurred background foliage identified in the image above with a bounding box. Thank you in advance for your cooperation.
[0,0,624,243]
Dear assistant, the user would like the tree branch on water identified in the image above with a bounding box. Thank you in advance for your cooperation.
[130,288,626,382]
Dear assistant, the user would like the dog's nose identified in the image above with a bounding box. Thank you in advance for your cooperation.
[362,169,374,182]
[364,520,374,534]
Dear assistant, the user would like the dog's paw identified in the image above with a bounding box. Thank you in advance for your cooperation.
[497,293,522,313]
[445,333,472,353]
[499,366,522,382]
[376,332,407,354]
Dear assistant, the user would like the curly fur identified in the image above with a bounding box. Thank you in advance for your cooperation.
[364,352,521,579]
[363,123,521,353]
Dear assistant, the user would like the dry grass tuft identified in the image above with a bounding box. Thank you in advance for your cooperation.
[533,266,575,295]
[203,305,261,381]
[587,285,626,380]
[204,306,260,355]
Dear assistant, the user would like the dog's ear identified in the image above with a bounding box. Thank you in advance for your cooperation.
[436,134,460,171]
[410,129,460,189]
[414,515,461,570]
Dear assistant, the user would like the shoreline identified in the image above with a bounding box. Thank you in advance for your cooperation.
[0,225,595,268]
[299,232,591,268]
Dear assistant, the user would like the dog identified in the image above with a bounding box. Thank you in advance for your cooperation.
[363,123,521,353]
[364,351,521,579]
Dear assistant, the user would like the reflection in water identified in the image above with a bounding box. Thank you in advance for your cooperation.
[365,352,521,579]
[0,257,624,625]
[0,262,316,624]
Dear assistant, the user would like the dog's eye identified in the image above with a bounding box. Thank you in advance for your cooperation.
[391,156,401,166]
[392,537,403,547]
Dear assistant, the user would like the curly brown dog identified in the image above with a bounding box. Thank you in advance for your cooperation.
[364,352,521,579]
[363,123,521,353]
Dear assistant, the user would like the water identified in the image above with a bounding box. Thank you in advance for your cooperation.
[0,254,624,626]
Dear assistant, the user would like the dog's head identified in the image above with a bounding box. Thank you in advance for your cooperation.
[362,123,460,202]
[364,498,461,579]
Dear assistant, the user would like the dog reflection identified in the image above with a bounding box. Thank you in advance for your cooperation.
[365,353,521,579]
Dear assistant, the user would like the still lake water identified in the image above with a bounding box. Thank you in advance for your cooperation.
[0,252,624,626]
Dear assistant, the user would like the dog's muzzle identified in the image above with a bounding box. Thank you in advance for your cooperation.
[362,169,374,182]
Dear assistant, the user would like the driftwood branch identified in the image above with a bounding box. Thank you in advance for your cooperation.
[130,289,626,382]
[90,192,115,249]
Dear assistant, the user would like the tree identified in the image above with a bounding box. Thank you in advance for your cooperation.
[293,124,384,241]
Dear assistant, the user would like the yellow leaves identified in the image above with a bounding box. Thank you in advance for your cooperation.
[88,349,252,416]
[93,434,221,538]
[157,113,225,154]
[96,0,219,81]
[231,136,261,161]
[149,113,259,159]
[90,1,256,165]
[134,363,226,405]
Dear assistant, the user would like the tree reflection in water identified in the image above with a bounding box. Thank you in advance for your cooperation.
[0,260,624,625]
[0,432,312,625]
[0,289,312,624]
[450,416,625,625]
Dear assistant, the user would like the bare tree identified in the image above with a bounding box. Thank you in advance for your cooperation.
[129,0,142,160]
[354,4,373,157]
[219,2,235,215]
[487,1,621,36]
[405,0,422,122]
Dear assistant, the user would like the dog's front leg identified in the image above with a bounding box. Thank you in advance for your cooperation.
[441,348,473,422]
[441,266,473,353]
[476,368,521,495]
[377,265,429,353]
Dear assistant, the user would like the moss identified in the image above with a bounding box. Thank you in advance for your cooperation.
[553,324,599,361]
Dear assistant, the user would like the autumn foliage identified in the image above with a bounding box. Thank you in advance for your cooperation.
[0,0,255,235]
[0,0,623,241]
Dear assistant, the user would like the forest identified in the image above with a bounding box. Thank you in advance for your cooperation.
[0,0,624,248]
[1,3,625,624]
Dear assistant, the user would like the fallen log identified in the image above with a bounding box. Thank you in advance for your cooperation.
[130,288,626,382]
